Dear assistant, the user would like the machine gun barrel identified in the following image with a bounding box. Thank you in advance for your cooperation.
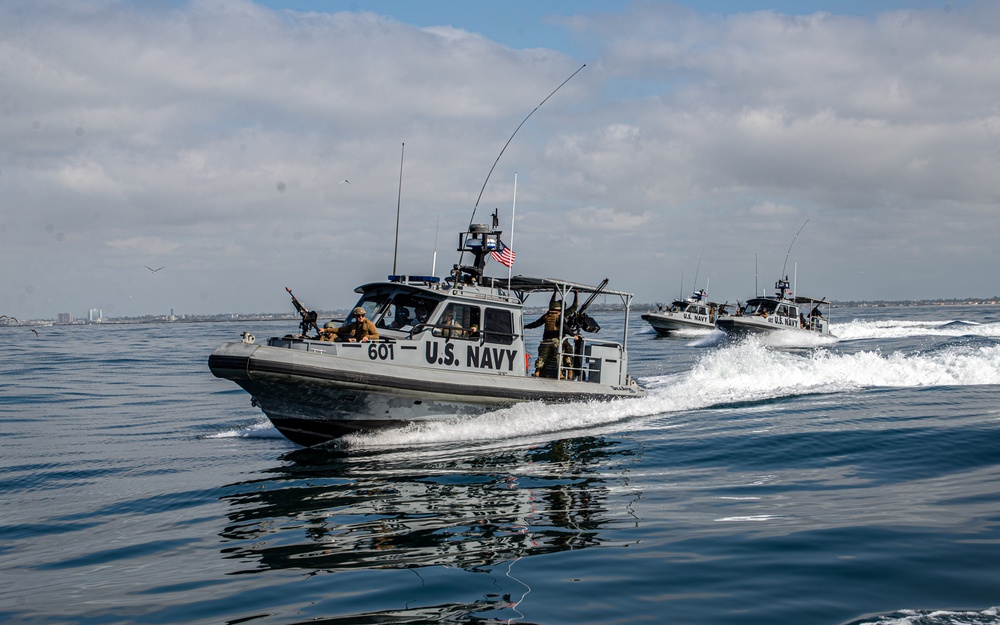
[567,278,608,334]
[576,278,609,315]
[286,287,319,337]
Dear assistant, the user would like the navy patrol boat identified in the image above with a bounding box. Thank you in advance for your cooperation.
[641,289,722,335]
[209,220,645,446]
[715,276,833,338]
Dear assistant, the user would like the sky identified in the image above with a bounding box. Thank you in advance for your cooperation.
[2,0,998,320]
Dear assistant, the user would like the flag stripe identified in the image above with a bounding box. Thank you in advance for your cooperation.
[490,241,516,267]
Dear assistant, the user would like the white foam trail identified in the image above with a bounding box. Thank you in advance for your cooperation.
[686,330,728,347]
[858,606,1000,625]
[346,341,1000,448]
[654,340,1000,400]
[345,398,653,448]
[209,418,282,439]
[833,317,1000,341]
[754,330,839,349]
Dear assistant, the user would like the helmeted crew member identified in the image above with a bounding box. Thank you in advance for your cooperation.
[525,292,578,378]
[337,307,380,342]
[390,307,412,329]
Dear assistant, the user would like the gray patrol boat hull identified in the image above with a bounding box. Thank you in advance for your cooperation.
[716,277,833,339]
[641,290,720,335]
[209,237,646,446]
[210,332,644,446]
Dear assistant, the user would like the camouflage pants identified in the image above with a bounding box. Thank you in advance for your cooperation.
[535,338,574,377]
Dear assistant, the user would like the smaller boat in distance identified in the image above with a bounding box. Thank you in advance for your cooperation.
[641,289,723,335]
[716,276,833,338]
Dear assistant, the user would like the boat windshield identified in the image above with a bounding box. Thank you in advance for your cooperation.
[349,290,442,329]
[742,300,777,315]
[386,293,441,330]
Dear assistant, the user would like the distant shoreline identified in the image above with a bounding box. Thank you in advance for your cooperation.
[636,298,1000,311]
[3,298,999,327]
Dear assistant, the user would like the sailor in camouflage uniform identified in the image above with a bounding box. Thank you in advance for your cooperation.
[525,293,578,378]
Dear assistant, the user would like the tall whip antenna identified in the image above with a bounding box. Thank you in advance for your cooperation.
[466,64,586,229]
[392,142,405,275]
[507,172,518,288]
[693,247,705,292]
[781,218,809,277]
[431,213,440,277]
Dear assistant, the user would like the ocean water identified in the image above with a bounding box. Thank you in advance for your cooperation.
[2,305,1000,625]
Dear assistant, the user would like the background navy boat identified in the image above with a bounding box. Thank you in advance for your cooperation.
[716,276,833,338]
[209,220,645,446]
[641,288,722,335]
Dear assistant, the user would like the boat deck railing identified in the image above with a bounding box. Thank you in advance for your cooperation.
[547,337,625,383]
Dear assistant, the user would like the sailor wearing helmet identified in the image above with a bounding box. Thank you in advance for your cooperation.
[336,306,380,343]
[525,292,578,378]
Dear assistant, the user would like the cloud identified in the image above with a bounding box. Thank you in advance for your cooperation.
[2,0,1000,319]
[568,206,652,231]
[105,236,182,256]
[750,201,799,218]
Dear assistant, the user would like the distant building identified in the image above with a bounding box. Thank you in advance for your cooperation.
[88,309,103,322]
[57,313,74,324]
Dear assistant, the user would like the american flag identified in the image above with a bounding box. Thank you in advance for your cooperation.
[491,240,516,267]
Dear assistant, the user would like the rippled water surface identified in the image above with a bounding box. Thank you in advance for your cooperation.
[3,305,1000,624]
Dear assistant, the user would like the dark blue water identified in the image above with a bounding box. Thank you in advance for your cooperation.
[2,306,1000,624]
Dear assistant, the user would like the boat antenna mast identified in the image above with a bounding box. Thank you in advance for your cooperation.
[466,64,585,229]
[692,247,705,295]
[781,218,809,278]
[392,142,404,276]
[457,64,586,273]
[507,172,518,289]
[778,219,809,298]
[431,213,440,277]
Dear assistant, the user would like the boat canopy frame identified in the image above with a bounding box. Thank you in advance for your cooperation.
[354,274,637,376]
[499,275,635,366]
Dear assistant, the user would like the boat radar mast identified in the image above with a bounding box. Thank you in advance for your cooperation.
[452,210,501,285]
[775,276,791,299]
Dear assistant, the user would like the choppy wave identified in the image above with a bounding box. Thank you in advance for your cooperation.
[7,315,1000,625]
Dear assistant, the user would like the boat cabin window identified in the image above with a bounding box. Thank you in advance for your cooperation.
[352,292,441,329]
[434,303,480,340]
[743,300,777,316]
[775,304,796,318]
[482,307,515,345]
[412,298,439,325]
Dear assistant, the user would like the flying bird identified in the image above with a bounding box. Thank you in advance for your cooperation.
[340,179,351,185]
[145,265,165,273]
[30,329,38,337]
[0,314,17,324]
